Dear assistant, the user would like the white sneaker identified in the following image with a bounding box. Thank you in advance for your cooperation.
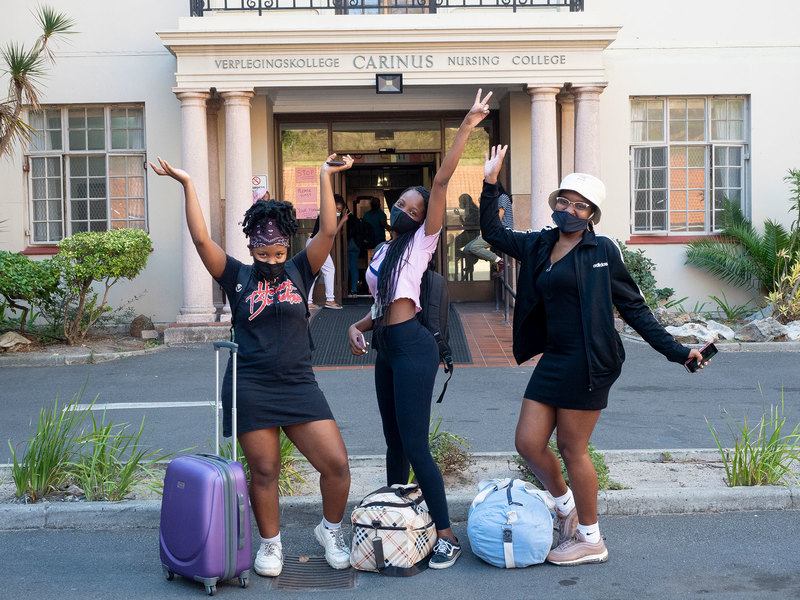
[254,541,283,577]
[313,522,351,569]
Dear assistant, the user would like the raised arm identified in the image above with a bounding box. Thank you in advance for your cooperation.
[307,154,354,273]
[480,145,528,260]
[149,156,226,279]
[425,89,493,236]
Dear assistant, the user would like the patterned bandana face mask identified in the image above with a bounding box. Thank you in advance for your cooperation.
[249,218,290,248]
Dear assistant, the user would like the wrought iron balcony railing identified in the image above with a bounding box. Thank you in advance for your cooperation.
[189,0,584,16]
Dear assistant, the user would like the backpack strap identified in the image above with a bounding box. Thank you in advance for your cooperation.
[284,259,315,351]
[229,264,254,342]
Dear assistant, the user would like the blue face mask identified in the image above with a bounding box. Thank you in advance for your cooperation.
[552,210,590,233]
[390,204,422,235]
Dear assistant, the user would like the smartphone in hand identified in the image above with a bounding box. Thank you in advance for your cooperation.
[685,342,718,373]
[326,160,345,166]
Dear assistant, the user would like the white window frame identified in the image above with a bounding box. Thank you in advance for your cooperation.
[629,95,749,235]
[25,104,147,244]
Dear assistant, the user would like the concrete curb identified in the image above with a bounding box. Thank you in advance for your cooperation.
[2,450,798,531]
[0,344,167,368]
[3,337,800,368]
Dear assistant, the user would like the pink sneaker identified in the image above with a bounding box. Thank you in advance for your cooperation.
[555,507,578,546]
[546,531,608,566]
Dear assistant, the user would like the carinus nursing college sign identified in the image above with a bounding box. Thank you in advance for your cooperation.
[212,52,570,72]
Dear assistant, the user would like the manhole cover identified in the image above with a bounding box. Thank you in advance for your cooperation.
[272,556,356,590]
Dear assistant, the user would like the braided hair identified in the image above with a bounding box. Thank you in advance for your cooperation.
[241,199,298,240]
[373,186,430,346]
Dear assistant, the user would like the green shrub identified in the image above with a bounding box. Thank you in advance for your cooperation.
[616,240,674,309]
[685,195,797,295]
[8,385,93,502]
[69,414,171,501]
[0,251,59,331]
[428,412,474,477]
[513,441,623,491]
[8,383,172,502]
[408,412,474,484]
[46,229,152,344]
[768,250,800,324]
[707,388,800,487]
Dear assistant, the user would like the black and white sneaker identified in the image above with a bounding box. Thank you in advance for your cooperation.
[428,537,461,569]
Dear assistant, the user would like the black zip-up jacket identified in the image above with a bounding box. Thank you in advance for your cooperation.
[480,180,690,391]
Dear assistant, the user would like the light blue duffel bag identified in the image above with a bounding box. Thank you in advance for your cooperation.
[467,478,557,568]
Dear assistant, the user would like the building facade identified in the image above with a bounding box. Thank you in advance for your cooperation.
[2,0,799,323]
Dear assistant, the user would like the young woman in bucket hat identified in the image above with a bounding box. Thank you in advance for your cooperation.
[479,145,710,566]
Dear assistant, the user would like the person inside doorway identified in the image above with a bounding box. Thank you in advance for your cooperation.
[347,89,494,570]
[478,144,710,567]
[463,182,512,277]
[150,153,356,577]
[345,202,362,296]
[306,193,347,309]
[362,196,389,249]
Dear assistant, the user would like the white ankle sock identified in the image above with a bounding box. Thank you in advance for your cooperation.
[260,533,281,546]
[577,522,601,544]
[553,489,575,516]
[323,517,342,530]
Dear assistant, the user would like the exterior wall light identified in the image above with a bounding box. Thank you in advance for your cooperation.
[376,73,403,94]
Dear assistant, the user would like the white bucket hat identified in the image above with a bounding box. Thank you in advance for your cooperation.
[548,172,605,225]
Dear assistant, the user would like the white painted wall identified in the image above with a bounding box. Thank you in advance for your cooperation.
[3,0,799,323]
[591,0,800,309]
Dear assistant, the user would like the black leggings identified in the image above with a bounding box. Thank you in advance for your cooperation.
[374,318,450,530]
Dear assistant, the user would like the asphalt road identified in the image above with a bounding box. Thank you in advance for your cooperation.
[2,340,799,462]
[3,511,799,599]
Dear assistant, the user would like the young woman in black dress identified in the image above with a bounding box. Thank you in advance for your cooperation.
[479,145,710,567]
[151,153,355,577]
[347,89,493,570]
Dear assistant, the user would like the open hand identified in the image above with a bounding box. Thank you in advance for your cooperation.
[149,157,191,186]
[484,144,508,184]
[464,88,493,128]
[322,153,354,174]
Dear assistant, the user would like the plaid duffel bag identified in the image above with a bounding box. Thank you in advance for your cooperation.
[350,484,437,576]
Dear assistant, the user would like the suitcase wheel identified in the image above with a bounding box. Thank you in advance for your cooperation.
[161,565,174,581]
[239,573,249,589]
[205,584,216,596]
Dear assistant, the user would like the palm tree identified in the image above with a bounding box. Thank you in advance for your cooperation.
[685,195,796,295]
[0,5,75,160]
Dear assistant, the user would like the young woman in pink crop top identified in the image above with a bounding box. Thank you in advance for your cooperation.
[347,89,493,571]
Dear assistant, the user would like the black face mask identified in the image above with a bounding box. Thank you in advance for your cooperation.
[253,260,285,282]
[390,204,422,235]
[551,210,591,233]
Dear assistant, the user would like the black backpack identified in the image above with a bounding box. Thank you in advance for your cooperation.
[228,259,313,350]
[417,267,454,403]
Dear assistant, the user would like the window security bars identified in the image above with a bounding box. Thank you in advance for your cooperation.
[190,0,583,16]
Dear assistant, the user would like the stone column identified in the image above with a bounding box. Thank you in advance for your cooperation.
[573,84,607,177]
[175,90,216,324]
[206,98,224,318]
[557,91,575,180]
[527,86,561,231]
[220,90,255,264]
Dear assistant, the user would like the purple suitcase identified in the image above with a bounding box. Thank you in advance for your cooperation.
[160,341,252,595]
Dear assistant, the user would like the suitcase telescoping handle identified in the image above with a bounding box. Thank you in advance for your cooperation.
[213,341,238,462]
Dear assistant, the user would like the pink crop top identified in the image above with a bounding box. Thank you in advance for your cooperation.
[366,225,441,313]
